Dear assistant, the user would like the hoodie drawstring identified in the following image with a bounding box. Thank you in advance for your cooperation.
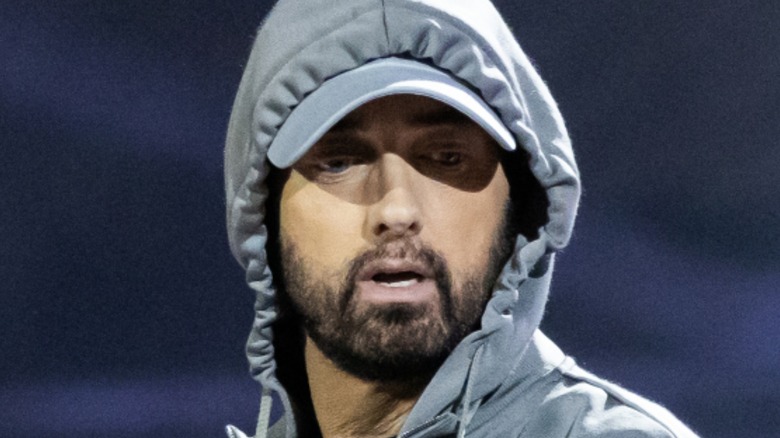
[255,386,273,438]
[457,345,484,438]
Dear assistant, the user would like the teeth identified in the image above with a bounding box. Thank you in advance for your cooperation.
[383,279,417,288]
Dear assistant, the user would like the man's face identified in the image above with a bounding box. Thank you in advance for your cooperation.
[278,94,513,381]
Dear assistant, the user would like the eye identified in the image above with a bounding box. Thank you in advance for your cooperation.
[431,150,463,167]
[317,157,355,174]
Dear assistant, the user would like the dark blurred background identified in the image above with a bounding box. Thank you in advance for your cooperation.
[1,1,777,437]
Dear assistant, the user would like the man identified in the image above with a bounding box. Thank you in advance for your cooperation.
[224,0,697,437]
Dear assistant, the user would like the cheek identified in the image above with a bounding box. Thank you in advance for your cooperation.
[280,181,366,272]
[425,174,509,279]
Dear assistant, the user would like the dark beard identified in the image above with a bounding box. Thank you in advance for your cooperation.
[279,211,514,382]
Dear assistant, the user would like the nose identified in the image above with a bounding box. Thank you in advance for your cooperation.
[366,154,422,240]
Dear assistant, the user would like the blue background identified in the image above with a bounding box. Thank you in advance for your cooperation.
[1,1,777,436]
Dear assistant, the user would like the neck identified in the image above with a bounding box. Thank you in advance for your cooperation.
[304,336,424,438]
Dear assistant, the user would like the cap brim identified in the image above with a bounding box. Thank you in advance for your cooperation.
[267,57,516,168]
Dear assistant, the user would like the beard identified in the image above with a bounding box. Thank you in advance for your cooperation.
[279,212,514,383]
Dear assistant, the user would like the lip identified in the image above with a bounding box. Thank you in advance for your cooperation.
[355,258,437,304]
[357,258,435,282]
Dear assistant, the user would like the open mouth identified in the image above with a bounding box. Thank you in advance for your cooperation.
[372,271,424,288]
[356,258,436,302]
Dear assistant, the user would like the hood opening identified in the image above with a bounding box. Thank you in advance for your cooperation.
[270,303,320,436]
[262,167,320,432]
[259,141,549,432]
[500,148,549,242]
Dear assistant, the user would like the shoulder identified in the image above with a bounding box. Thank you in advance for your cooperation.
[468,332,699,438]
[525,372,694,438]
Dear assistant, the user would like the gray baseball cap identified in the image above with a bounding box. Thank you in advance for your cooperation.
[267,57,516,168]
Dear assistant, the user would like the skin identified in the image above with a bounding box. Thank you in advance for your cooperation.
[279,94,511,437]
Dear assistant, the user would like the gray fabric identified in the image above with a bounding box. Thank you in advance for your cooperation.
[224,0,697,436]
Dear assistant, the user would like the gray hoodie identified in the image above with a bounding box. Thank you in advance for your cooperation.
[223,0,698,436]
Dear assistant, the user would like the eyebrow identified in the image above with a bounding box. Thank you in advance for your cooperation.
[327,104,473,134]
[310,139,374,157]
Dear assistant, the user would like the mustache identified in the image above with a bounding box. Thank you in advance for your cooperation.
[339,239,454,316]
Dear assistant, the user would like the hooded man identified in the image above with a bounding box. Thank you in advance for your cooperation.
[223,1,698,437]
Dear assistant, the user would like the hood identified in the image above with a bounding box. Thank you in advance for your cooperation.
[224,0,580,435]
